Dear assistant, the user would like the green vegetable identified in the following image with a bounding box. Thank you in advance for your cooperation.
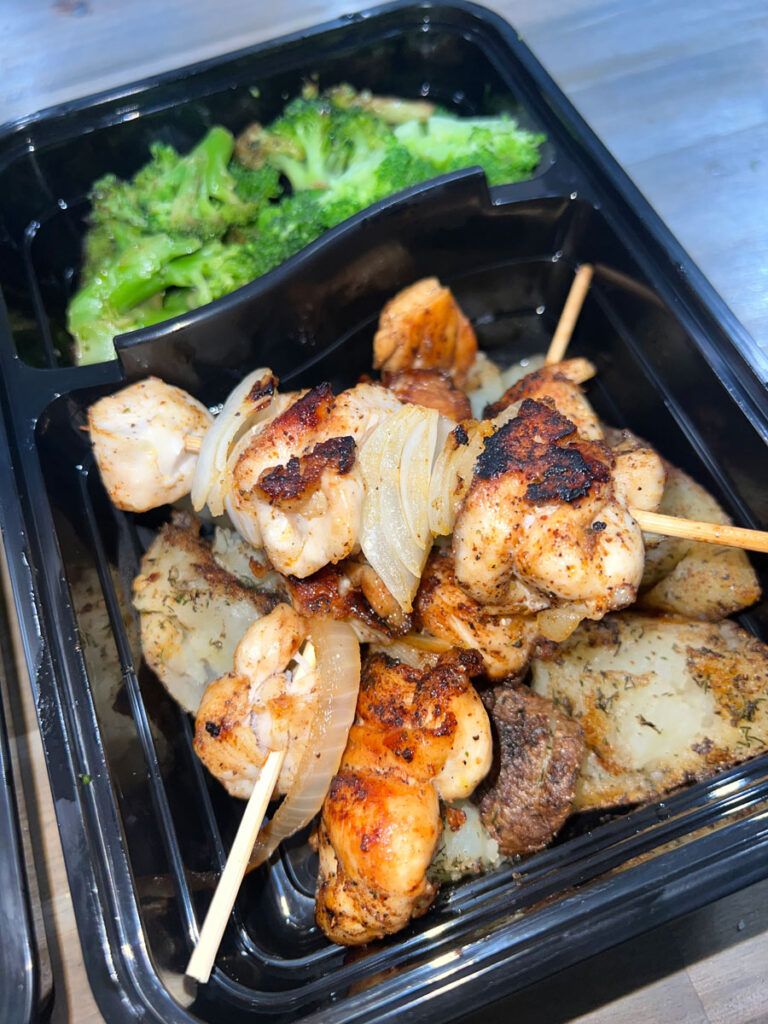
[394,114,546,186]
[68,84,545,364]
[90,126,280,240]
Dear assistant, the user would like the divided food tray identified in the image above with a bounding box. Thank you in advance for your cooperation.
[1,3,767,1022]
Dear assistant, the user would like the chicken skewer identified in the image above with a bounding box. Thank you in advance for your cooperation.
[90,368,768,579]
[187,605,361,977]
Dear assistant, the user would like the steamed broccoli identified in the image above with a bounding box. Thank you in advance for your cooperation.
[235,94,394,194]
[394,114,546,186]
[90,127,280,241]
[317,144,439,228]
[68,83,546,365]
[68,233,202,363]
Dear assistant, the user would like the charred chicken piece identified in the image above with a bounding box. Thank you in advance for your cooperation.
[383,368,472,421]
[315,649,491,945]
[484,358,601,439]
[229,381,400,577]
[285,558,411,642]
[194,604,315,800]
[477,686,585,857]
[453,398,663,619]
[372,278,477,387]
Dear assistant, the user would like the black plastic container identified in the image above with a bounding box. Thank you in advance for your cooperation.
[0,477,47,1024]
[1,4,768,1023]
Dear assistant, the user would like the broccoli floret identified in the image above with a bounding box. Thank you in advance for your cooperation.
[162,239,267,306]
[317,144,439,228]
[236,97,395,195]
[89,128,280,242]
[254,191,327,263]
[395,114,545,186]
[238,96,339,191]
[143,127,280,237]
[67,234,201,363]
[81,219,144,284]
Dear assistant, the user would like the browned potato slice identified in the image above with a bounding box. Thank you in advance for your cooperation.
[531,613,768,810]
[638,459,760,619]
[132,513,281,713]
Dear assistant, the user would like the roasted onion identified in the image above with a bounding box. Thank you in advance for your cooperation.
[248,618,361,867]
[360,405,449,612]
[191,367,279,516]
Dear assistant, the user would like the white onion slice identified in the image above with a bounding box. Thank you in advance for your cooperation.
[360,405,448,611]
[191,367,277,515]
[248,618,361,867]
[428,422,485,536]
[400,409,438,554]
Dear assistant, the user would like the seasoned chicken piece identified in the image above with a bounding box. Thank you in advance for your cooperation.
[476,686,585,857]
[414,549,548,679]
[228,381,400,577]
[383,368,472,420]
[453,399,663,620]
[373,277,477,387]
[484,358,601,439]
[89,377,212,512]
[194,604,316,799]
[132,513,281,713]
[315,649,491,945]
[285,558,411,643]
[531,613,768,810]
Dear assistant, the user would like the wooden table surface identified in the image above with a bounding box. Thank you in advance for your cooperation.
[1,2,768,1022]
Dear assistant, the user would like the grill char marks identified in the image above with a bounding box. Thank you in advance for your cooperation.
[485,366,573,419]
[246,371,278,408]
[256,435,356,506]
[285,561,403,639]
[476,399,612,504]
[276,382,335,440]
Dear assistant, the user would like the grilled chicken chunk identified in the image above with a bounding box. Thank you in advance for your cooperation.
[415,549,548,679]
[285,558,411,642]
[484,358,600,439]
[315,649,491,945]
[383,368,472,421]
[89,377,212,512]
[373,277,477,387]
[531,613,768,810]
[132,513,280,713]
[477,686,585,857]
[453,399,664,620]
[194,604,315,799]
[229,382,400,578]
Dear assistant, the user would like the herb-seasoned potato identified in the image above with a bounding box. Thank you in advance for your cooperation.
[531,613,768,810]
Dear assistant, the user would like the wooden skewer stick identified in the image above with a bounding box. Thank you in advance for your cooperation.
[546,264,594,365]
[632,509,768,554]
[186,748,286,985]
[185,434,203,454]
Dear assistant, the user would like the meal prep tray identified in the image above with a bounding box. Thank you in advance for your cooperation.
[1,3,768,1022]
